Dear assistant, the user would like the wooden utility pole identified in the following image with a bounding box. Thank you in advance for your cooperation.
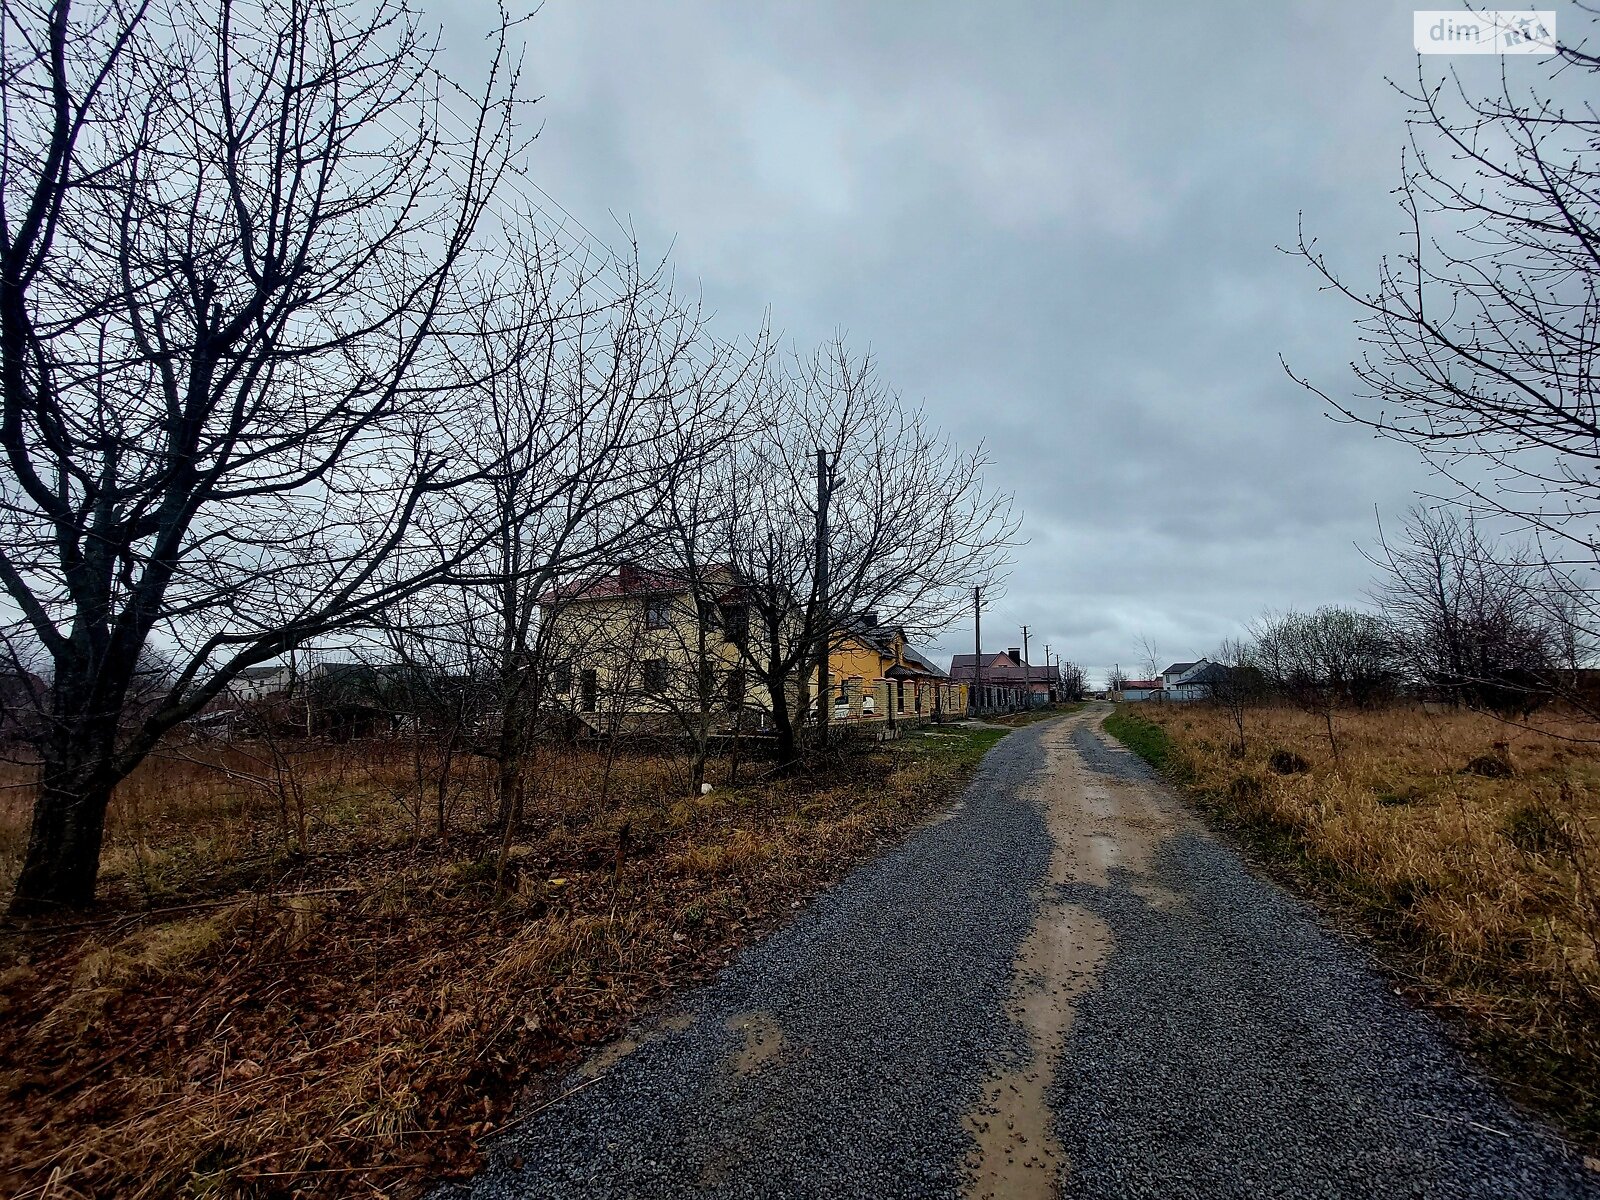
[815,448,832,749]
[1020,625,1031,710]
[972,585,983,715]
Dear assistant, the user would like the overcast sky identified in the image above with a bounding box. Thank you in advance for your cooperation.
[443,1,1555,684]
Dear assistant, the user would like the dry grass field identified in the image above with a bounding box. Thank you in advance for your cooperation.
[0,724,1007,1198]
[1110,701,1600,1146]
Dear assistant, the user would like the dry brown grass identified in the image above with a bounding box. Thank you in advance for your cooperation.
[1128,701,1600,1143]
[0,724,1001,1198]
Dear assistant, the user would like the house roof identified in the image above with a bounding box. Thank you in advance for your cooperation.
[949,651,1027,670]
[1175,662,1231,686]
[540,567,686,604]
[901,645,948,679]
[539,564,742,606]
[1162,661,1200,677]
[838,613,948,680]
[947,657,1062,685]
[1122,679,1163,690]
[237,664,288,681]
[839,611,898,657]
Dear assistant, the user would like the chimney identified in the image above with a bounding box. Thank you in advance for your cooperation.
[618,562,640,590]
[1007,647,1022,666]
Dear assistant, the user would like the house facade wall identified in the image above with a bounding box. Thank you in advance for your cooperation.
[541,582,817,732]
[828,636,889,697]
[825,632,962,724]
[948,650,1061,713]
[542,583,970,735]
[1162,661,1213,702]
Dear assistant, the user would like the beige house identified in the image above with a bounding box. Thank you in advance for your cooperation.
[538,563,811,734]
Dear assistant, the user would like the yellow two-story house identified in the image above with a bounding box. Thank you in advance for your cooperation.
[825,612,964,724]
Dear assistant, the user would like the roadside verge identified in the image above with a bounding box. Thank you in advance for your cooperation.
[1101,701,1600,1156]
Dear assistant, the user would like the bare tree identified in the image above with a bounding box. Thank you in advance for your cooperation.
[371,599,485,844]
[459,236,751,832]
[1106,664,1129,693]
[728,340,1019,768]
[1251,607,1399,766]
[0,0,526,912]
[1056,659,1087,701]
[607,341,771,795]
[386,230,757,859]
[1137,635,1162,683]
[651,472,748,795]
[1369,505,1561,714]
[1288,11,1600,648]
[1210,637,1265,755]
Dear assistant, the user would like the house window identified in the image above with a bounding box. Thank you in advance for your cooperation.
[642,658,669,695]
[551,660,572,694]
[579,669,597,713]
[645,597,670,629]
[726,668,745,711]
[719,603,749,644]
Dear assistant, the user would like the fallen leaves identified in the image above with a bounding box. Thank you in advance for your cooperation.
[0,728,1001,1197]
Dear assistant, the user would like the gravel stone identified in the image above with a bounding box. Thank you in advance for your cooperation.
[436,713,1600,1199]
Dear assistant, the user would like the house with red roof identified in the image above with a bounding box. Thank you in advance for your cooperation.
[947,648,1062,714]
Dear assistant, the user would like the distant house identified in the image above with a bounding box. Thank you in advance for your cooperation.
[226,664,293,704]
[210,659,408,738]
[1171,661,1232,701]
[1160,661,1198,692]
[537,562,803,734]
[306,661,413,738]
[1119,660,1230,703]
[947,648,1062,714]
[1118,679,1163,702]
[1162,659,1230,702]
[827,612,965,722]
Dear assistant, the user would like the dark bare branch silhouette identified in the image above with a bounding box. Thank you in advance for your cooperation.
[0,0,523,912]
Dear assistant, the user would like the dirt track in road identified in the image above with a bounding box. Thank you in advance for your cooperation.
[441,707,1600,1199]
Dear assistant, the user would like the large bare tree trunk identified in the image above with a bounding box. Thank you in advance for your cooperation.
[13,737,119,913]
[0,0,521,912]
[14,783,114,912]
[769,676,799,770]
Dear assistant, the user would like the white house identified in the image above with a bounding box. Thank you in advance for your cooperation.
[1117,661,1233,703]
[1162,661,1200,692]
[1162,660,1232,702]
[226,664,293,704]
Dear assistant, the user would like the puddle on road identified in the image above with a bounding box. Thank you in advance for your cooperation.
[927,798,969,826]
[725,1011,784,1076]
[691,1011,788,1189]
[965,899,1110,1199]
[573,1034,643,1082]
[572,1008,698,1082]
[963,711,1184,1199]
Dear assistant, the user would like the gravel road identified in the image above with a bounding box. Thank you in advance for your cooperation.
[439,707,1600,1199]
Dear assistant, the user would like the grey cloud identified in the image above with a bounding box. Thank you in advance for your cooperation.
[442,0,1515,681]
